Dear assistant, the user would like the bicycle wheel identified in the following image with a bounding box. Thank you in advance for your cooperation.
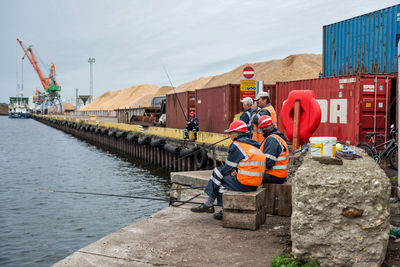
[358,144,375,159]
[388,146,398,170]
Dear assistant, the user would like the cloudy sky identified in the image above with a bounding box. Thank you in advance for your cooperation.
[0,0,398,103]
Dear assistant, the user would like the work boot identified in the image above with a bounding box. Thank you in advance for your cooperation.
[190,204,214,213]
[213,210,223,220]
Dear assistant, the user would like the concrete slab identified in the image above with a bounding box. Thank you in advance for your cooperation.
[171,170,212,187]
[53,198,287,267]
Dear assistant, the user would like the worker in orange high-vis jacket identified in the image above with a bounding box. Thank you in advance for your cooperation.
[258,115,289,184]
[190,120,266,220]
[252,91,277,143]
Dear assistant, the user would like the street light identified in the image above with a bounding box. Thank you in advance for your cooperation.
[88,58,95,103]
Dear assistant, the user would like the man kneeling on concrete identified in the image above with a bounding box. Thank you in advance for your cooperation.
[191,120,266,220]
[258,115,289,184]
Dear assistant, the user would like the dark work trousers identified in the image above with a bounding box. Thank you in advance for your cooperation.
[205,166,258,206]
[262,173,286,184]
[184,125,198,139]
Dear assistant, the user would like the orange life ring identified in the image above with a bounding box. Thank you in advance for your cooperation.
[280,90,321,140]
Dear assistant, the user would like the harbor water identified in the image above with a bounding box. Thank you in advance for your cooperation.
[0,116,170,266]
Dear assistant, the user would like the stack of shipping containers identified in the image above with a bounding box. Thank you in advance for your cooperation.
[276,4,400,145]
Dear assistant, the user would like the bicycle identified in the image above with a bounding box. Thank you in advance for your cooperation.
[357,124,398,170]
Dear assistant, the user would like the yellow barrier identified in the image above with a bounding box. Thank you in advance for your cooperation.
[147,127,185,140]
[197,132,231,147]
[98,122,144,133]
[147,127,231,147]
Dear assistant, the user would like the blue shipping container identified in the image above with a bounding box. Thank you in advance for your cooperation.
[323,4,400,77]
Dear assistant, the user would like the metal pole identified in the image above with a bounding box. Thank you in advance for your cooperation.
[75,88,79,109]
[385,77,388,144]
[16,43,18,96]
[21,58,23,96]
[397,40,400,199]
[88,58,95,103]
[373,76,377,133]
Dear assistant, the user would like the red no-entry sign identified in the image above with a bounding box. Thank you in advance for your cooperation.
[243,66,255,79]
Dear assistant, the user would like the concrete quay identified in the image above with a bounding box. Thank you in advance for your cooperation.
[53,171,289,266]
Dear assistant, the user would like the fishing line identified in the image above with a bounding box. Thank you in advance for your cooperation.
[37,189,204,205]
[151,136,230,174]
[160,61,188,121]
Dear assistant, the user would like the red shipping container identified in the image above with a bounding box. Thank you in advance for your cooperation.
[275,74,396,145]
[196,84,276,133]
[166,91,195,129]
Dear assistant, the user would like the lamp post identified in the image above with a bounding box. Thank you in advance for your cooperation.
[88,58,95,103]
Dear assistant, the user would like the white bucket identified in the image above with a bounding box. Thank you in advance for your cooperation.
[309,137,337,158]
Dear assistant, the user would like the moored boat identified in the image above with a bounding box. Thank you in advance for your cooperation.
[8,96,31,118]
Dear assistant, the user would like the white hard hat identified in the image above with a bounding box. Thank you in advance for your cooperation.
[254,91,269,101]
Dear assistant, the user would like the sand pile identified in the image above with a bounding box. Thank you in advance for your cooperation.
[80,84,164,111]
[174,54,321,91]
[79,54,321,111]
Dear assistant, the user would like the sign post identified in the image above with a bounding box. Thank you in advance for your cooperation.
[240,66,256,100]
[240,79,257,100]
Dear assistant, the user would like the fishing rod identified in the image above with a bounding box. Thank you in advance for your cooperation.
[151,135,230,174]
[37,189,204,205]
[170,186,205,191]
[161,62,188,121]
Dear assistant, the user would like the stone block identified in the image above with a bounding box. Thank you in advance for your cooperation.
[223,188,265,211]
[223,207,266,231]
[291,148,391,267]
[170,170,212,187]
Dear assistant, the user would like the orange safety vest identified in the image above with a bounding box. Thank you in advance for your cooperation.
[260,134,289,178]
[233,141,266,186]
[252,105,277,143]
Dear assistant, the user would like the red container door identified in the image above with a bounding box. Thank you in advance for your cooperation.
[195,84,242,133]
[166,91,193,129]
[359,75,392,144]
[196,86,228,133]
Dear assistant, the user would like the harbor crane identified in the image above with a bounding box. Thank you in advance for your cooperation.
[16,38,63,113]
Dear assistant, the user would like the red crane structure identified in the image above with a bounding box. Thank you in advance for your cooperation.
[16,38,63,113]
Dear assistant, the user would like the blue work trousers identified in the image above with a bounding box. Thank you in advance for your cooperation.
[204,166,258,206]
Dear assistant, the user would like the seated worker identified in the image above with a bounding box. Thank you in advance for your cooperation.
[258,115,289,184]
[190,120,266,220]
[239,97,254,138]
[252,91,277,143]
[184,111,199,140]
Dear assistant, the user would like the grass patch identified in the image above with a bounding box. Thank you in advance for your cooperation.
[271,254,319,267]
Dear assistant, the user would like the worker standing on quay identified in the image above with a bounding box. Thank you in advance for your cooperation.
[258,115,288,184]
[252,91,277,143]
[184,111,199,140]
[190,120,265,220]
[239,97,254,138]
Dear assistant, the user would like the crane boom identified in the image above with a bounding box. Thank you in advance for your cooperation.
[16,38,49,90]
[16,38,63,113]
[16,38,60,94]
